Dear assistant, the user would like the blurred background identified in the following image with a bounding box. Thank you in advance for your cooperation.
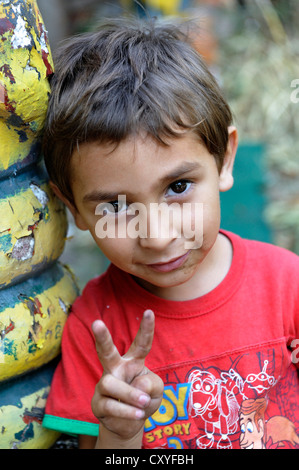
[36,0,299,291]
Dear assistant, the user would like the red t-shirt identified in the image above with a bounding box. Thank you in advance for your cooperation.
[43,231,299,449]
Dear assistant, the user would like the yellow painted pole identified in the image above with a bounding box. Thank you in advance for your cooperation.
[0,0,78,449]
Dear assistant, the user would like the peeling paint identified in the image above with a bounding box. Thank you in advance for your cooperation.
[0,178,68,286]
[30,182,49,208]
[0,0,78,449]
[0,264,79,382]
[58,298,68,314]
[0,362,60,449]
[38,22,48,54]
[20,294,45,318]
[0,320,15,339]
[0,64,15,84]
[0,0,54,173]
[11,233,35,260]
[11,14,31,49]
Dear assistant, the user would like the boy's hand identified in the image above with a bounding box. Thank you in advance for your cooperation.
[91,310,164,448]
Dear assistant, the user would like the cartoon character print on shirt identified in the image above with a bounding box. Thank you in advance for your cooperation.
[143,349,299,449]
[239,397,299,449]
[188,366,240,448]
[187,352,299,449]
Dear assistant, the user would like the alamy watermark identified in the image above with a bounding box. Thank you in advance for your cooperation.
[94,197,204,249]
[290,79,299,103]
[291,339,299,365]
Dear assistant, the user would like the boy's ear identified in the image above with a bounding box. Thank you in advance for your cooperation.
[49,182,88,231]
[219,126,238,192]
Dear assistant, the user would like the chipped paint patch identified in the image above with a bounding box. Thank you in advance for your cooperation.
[11,234,35,260]
[0,0,54,172]
[0,321,15,339]
[0,0,79,450]
[30,183,49,208]
[0,362,60,449]
[20,294,45,318]
[38,22,49,54]
[11,14,31,49]
[58,298,68,314]
[0,263,78,382]
[0,178,68,286]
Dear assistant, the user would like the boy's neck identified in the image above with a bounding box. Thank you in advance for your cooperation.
[134,232,233,301]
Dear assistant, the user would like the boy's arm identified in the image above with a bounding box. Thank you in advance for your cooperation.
[78,432,144,449]
[79,435,97,449]
[90,310,164,449]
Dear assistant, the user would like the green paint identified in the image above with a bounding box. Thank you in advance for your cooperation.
[0,233,13,253]
[29,121,39,132]
[54,322,62,340]
[28,341,37,355]
[41,205,50,223]
[4,338,17,360]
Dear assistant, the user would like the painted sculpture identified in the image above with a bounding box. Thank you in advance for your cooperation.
[0,0,78,448]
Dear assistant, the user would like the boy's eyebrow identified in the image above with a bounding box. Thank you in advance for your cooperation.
[82,161,202,203]
[83,190,122,203]
[158,161,202,186]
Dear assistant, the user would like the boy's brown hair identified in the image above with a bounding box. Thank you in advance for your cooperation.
[42,16,233,204]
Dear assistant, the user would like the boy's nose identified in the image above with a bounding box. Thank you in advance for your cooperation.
[138,203,180,250]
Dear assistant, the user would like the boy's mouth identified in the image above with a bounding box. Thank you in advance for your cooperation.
[146,251,190,272]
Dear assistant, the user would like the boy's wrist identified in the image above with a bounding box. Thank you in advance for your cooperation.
[95,423,144,449]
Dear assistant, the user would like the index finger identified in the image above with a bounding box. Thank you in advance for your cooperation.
[126,309,155,361]
[92,319,122,373]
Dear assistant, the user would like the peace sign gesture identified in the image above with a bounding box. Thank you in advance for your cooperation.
[91,310,164,449]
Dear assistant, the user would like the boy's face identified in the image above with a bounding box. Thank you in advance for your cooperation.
[62,130,237,300]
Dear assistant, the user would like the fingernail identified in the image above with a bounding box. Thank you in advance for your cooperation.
[138,394,150,407]
[135,409,145,419]
[143,310,153,319]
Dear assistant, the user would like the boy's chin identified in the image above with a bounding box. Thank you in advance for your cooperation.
[132,268,196,291]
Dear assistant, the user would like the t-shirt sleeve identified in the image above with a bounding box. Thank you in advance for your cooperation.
[43,299,103,436]
[283,250,299,369]
[289,284,299,369]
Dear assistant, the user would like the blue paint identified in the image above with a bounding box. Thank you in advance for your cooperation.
[0,358,58,407]
[0,160,49,197]
[0,141,43,181]
[0,261,65,309]
[16,129,29,143]
[14,422,34,442]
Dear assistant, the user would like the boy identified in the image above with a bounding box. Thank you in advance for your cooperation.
[42,17,299,449]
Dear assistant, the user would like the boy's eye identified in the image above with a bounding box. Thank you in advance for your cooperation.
[167,180,191,197]
[110,200,128,213]
[99,199,128,214]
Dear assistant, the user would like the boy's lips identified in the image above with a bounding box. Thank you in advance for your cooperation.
[146,251,190,272]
